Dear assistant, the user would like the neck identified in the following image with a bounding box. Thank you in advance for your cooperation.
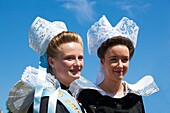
[52,71,72,87]
[58,80,71,87]
[54,75,71,87]
[98,79,124,94]
[60,82,70,89]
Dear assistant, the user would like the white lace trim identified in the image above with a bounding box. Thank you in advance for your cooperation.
[21,66,58,88]
[70,75,159,98]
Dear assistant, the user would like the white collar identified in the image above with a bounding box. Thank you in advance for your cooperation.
[70,75,159,98]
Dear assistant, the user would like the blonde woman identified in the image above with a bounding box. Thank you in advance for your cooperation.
[8,17,85,113]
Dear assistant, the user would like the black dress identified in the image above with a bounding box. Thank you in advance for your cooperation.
[77,89,145,113]
[27,83,85,113]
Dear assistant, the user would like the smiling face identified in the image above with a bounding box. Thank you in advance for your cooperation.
[101,45,129,82]
[48,42,84,86]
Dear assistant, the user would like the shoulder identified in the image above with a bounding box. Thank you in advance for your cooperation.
[77,89,102,106]
[79,89,101,95]
[78,89,102,99]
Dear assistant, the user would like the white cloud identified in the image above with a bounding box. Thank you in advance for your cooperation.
[59,0,96,24]
[114,0,151,17]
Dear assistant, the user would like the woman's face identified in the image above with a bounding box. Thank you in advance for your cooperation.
[49,42,84,86]
[101,45,129,82]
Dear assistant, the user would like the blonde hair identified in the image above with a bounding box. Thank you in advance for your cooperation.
[46,31,83,58]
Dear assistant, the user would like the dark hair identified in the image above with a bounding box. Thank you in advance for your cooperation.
[97,36,134,60]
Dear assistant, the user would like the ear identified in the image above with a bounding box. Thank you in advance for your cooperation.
[48,57,55,68]
[100,58,105,66]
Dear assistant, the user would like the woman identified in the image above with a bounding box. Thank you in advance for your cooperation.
[7,17,85,113]
[75,15,159,113]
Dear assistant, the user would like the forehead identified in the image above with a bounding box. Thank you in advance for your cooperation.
[105,45,129,57]
[59,42,83,55]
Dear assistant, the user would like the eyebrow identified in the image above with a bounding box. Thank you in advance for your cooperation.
[109,56,129,59]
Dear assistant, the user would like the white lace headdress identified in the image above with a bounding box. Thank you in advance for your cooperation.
[87,15,139,85]
[29,16,68,56]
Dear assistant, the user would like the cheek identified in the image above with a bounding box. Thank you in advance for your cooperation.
[103,63,115,72]
[124,63,129,71]
[54,61,71,71]
[54,63,69,75]
[110,63,117,68]
[80,60,84,66]
[62,61,73,68]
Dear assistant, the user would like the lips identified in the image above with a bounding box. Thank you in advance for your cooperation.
[69,69,81,75]
[114,69,124,75]
[115,71,123,74]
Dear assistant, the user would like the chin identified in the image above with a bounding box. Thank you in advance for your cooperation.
[73,74,80,78]
[119,75,124,79]
[69,72,80,78]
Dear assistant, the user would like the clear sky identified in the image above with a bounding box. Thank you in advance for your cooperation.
[0,0,170,113]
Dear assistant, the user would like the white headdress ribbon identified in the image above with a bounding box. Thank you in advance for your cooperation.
[87,15,139,85]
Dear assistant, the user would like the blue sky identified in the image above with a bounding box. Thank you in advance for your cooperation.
[0,0,170,113]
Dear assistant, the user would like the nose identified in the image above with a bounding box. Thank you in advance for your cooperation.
[117,59,123,68]
[73,59,81,66]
